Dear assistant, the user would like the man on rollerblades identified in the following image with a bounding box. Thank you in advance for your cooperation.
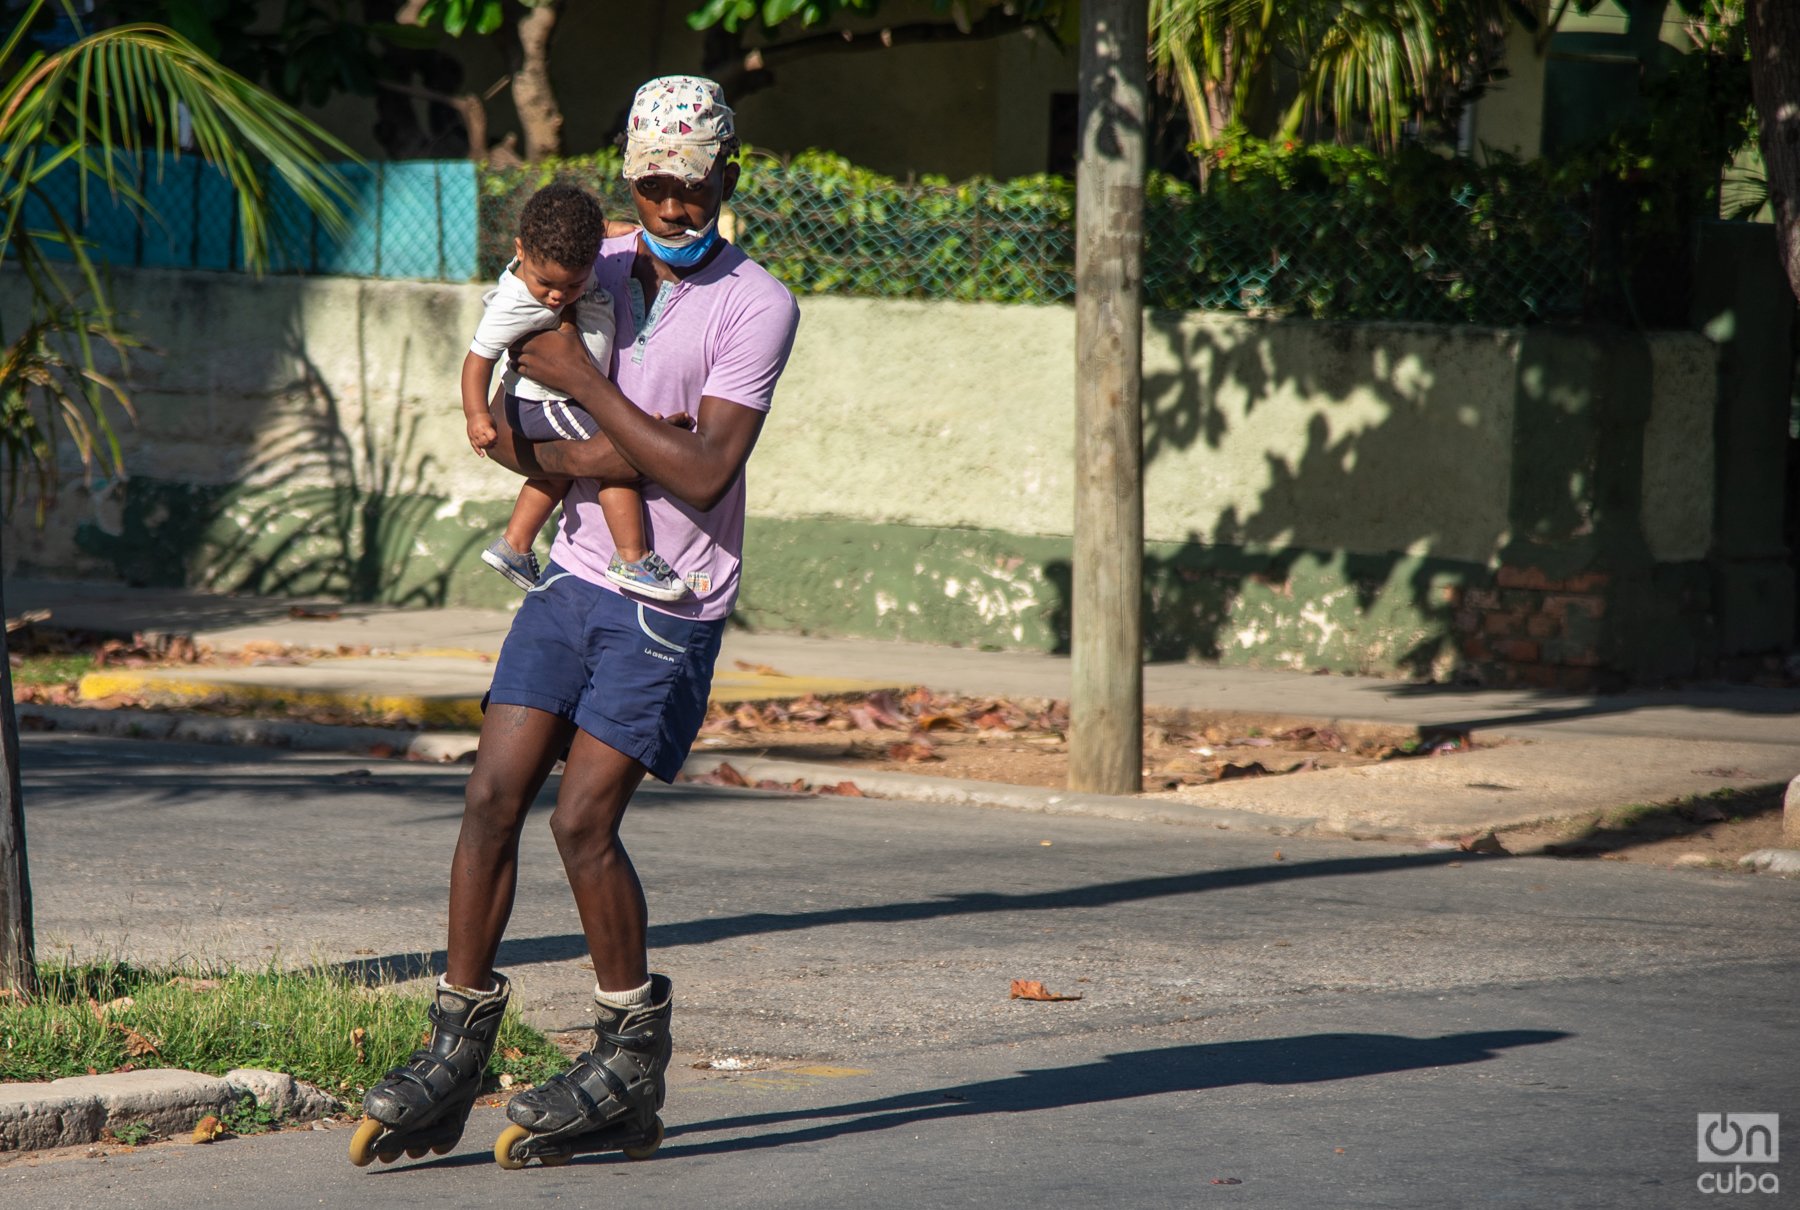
[351,74,800,1170]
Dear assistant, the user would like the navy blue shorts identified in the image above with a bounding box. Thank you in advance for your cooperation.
[507,392,600,442]
[484,564,724,782]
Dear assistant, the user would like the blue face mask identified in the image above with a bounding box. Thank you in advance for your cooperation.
[640,215,720,268]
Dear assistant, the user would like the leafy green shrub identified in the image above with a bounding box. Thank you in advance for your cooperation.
[476,140,1592,324]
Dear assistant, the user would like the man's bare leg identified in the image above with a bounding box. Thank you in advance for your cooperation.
[497,729,668,1162]
[446,704,575,990]
[354,705,572,1166]
[546,728,651,990]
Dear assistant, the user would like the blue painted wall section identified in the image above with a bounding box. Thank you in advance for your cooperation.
[29,155,477,282]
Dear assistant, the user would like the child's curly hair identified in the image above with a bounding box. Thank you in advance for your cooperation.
[517,183,607,270]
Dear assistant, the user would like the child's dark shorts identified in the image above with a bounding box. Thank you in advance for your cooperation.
[483,564,724,782]
[507,393,600,442]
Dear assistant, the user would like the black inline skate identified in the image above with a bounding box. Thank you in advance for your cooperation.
[349,974,511,1166]
[493,974,673,1168]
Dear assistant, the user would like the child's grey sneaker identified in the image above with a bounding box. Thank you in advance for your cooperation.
[603,551,688,601]
[482,538,541,591]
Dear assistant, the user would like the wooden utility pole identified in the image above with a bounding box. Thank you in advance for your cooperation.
[0,568,37,997]
[1748,0,1800,304]
[1069,0,1147,795]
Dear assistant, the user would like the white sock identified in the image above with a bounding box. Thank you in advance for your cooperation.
[439,975,501,1000]
[594,979,653,1008]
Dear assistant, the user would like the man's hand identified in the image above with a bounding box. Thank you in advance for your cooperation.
[511,326,599,401]
[466,415,498,457]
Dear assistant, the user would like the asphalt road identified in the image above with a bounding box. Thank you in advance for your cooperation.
[6,733,1797,1208]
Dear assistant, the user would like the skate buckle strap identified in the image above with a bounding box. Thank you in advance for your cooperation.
[599,1023,655,1050]
[384,1051,457,1093]
[571,1050,632,1105]
[427,1003,490,1042]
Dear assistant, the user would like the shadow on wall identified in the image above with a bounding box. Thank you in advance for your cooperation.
[1042,259,1796,687]
[193,337,476,608]
[1044,314,1514,680]
[70,299,481,609]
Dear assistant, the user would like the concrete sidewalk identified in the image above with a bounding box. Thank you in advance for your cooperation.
[9,577,1800,845]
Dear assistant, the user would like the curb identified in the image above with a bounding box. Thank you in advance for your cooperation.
[1738,849,1800,877]
[21,703,1332,835]
[76,670,486,729]
[72,665,906,722]
[22,705,1800,856]
[17,703,462,761]
[678,752,1331,837]
[0,1068,338,1153]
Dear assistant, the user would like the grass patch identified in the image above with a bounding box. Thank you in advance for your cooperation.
[0,961,565,1101]
[8,652,96,686]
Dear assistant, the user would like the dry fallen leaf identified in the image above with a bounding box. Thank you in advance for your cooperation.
[1457,831,1508,854]
[1217,761,1270,780]
[886,740,941,763]
[732,660,787,676]
[192,1115,224,1144]
[1009,979,1082,1002]
[169,976,222,992]
[502,1046,524,1061]
[817,781,865,796]
[119,1025,161,1057]
[351,1026,367,1063]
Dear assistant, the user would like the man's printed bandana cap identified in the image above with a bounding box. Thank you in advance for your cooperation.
[623,75,737,185]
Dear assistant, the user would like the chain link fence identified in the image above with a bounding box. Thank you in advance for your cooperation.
[37,149,1587,326]
[25,155,476,280]
[479,154,1590,326]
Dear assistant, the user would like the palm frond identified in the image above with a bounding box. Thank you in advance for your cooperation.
[1,7,357,514]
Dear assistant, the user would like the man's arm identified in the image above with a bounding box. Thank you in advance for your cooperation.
[507,326,767,512]
[482,383,641,485]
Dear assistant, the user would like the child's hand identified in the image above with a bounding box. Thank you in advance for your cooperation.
[467,417,498,456]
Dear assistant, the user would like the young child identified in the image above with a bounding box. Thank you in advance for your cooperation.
[463,182,688,601]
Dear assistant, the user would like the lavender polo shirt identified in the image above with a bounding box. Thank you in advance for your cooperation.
[547,232,800,621]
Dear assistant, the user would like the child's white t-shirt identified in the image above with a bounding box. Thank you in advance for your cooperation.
[471,262,617,403]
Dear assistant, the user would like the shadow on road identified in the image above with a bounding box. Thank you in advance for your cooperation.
[333,848,1488,983]
[1368,681,1800,736]
[662,1030,1573,1157]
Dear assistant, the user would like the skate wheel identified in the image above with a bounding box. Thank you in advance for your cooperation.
[494,1123,530,1170]
[405,1145,428,1159]
[431,1141,455,1155]
[376,1149,400,1164]
[538,1151,573,1167]
[347,1118,385,1168]
[622,1117,664,1161]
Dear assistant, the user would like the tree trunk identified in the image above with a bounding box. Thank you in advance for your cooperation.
[1069,0,1147,796]
[1748,0,1800,302]
[509,1,563,161]
[0,571,37,998]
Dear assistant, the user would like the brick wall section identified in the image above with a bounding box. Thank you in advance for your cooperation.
[1448,567,1611,689]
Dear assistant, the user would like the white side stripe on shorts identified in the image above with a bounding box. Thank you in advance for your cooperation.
[527,572,575,594]
[637,604,687,654]
[543,400,579,441]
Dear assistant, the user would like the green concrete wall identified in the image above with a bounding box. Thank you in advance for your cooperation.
[2,265,1760,678]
